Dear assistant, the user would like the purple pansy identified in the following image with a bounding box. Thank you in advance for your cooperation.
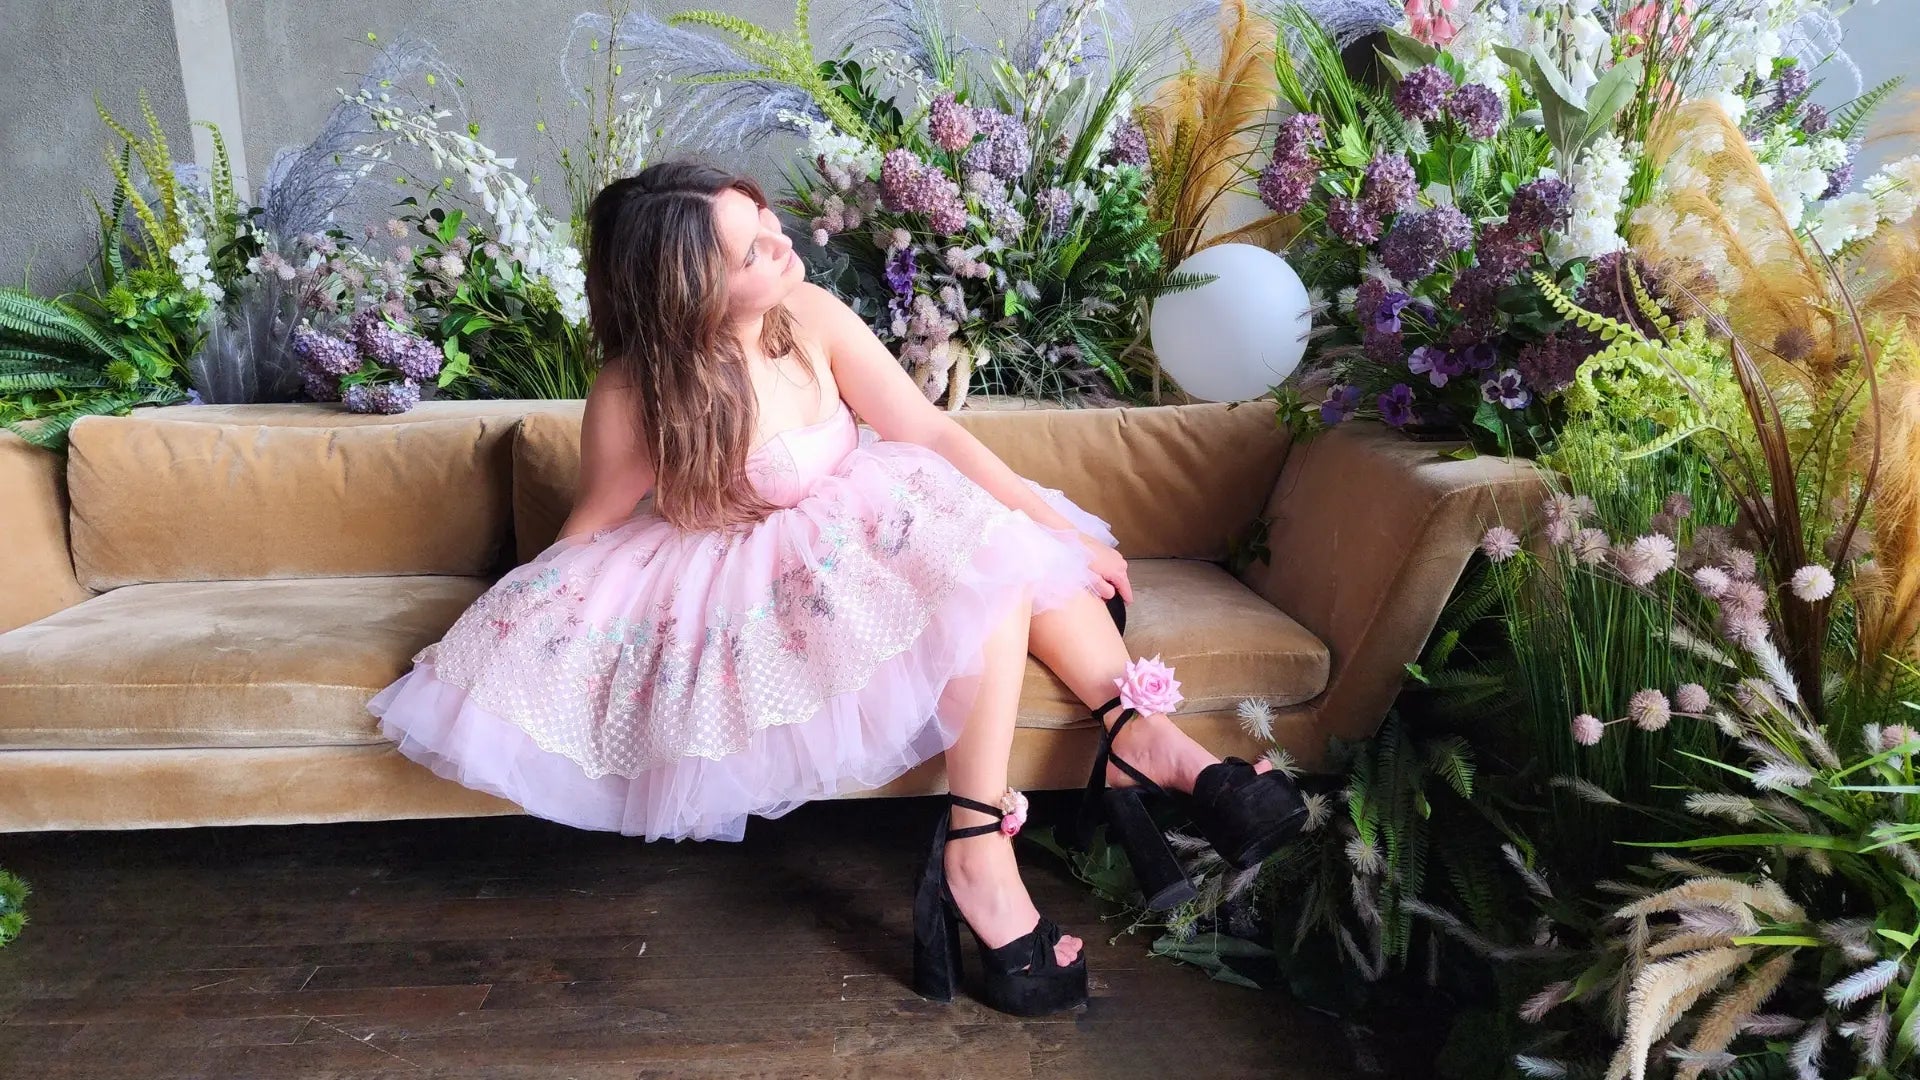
[1407,345,1450,387]
[1481,368,1532,409]
[1373,290,1414,333]
[1378,383,1416,427]
[1320,383,1363,424]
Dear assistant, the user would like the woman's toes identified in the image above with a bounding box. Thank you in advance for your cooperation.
[1253,757,1274,775]
[1054,934,1082,966]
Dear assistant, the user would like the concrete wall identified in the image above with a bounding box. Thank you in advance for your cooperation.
[1812,0,1915,176]
[0,0,191,290]
[0,0,1912,289]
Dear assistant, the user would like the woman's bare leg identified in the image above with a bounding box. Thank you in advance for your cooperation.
[1029,589,1272,792]
[942,592,1081,966]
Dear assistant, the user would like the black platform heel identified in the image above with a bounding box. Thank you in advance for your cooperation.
[912,793,1089,1016]
[1073,691,1312,906]
[1069,699,1199,911]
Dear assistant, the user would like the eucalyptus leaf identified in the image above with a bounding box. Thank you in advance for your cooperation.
[1375,48,1418,80]
[1383,28,1439,69]
[1577,57,1642,153]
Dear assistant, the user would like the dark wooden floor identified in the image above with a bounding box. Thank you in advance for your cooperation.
[0,796,1362,1079]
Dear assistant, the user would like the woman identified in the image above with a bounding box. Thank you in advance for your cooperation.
[369,161,1305,1016]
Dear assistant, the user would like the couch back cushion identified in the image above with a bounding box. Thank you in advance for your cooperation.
[512,401,1291,563]
[67,412,521,588]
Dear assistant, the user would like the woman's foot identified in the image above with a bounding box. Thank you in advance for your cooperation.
[944,804,1082,968]
[1097,702,1276,794]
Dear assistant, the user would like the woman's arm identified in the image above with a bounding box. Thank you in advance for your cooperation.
[556,376,657,542]
[797,282,1131,600]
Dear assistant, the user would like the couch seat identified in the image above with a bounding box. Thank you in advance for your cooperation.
[0,577,489,749]
[0,561,1326,751]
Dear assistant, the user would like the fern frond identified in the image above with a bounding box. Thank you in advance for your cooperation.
[197,120,234,219]
[1425,735,1476,799]
[1831,76,1904,143]
[1534,272,1641,342]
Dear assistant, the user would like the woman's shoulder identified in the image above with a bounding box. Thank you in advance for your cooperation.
[785,281,859,340]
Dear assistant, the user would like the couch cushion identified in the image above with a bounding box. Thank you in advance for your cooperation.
[512,402,1292,562]
[0,560,1321,753]
[1016,558,1328,725]
[513,401,588,563]
[0,577,489,750]
[67,413,520,588]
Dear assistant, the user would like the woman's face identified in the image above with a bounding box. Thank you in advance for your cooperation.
[712,188,803,322]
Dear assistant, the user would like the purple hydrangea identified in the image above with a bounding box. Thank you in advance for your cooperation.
[880,148,968,234]
[1578,251,1670,331]
[1256,158,1314,214]
[1774,65,1811,106]
[928,92,978,154]
[1378,383,1416,427]
[1516,332,1593,395]
[1320,383,1362,424]
[1103,119,1150,169]
[1822,157,1855,200]
[343,380,421,415]
[1508,178,1574,234]
[1273,113,1327,164]
[1445,83,1503,138]
[1379,205,1473,281]
[1800,102,1831,135]
[1474,221,1539,278]
[1256,114,1326,216]
[1326,197,1381,245]
[292,325,360,377]
[389,336,444,381]
[1362,154,1418,218]
[1448,267,1501,336]
[963,108,1030,180]
[300,367,342,402]
[1035,186,1074,238]
[1395,66,1455,122]
[1481,368,1531,409]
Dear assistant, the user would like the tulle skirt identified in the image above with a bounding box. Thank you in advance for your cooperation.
[367,437,1111,841]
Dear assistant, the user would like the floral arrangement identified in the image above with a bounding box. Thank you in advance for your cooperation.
[626,0,1180,405]
[292,303,444,414]
[1270,0,1891,453]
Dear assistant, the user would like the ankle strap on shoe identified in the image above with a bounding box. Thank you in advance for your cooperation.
[948,791,1030,840]
[1092,697,1159,792]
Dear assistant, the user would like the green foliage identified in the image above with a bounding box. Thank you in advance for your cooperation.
[0,288,187,450]
[0,869,28,950]
[668,5,877,145]
[1830,76,1906,145]
[392,201,598,400]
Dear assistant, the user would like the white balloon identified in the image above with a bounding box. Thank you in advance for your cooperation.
[1149,243,1312,402]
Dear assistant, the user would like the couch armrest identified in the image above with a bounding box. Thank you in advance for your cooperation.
[1238,422,1544,751]
[0,433,93,634]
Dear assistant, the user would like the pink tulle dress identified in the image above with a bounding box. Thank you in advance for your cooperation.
[367,400,1111,841]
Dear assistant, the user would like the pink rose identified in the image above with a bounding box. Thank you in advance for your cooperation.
[1116,655,1184,716]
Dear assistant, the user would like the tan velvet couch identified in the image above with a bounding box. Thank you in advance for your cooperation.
[0,400,1541,832]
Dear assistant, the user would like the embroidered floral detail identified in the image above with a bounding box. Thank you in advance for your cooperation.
[413,444,1099,780]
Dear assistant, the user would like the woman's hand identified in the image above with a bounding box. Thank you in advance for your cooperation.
[1080,534,1133,604]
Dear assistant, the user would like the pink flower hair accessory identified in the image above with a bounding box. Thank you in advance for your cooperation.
[1116,655,1184,716]
[998,789,1030,837]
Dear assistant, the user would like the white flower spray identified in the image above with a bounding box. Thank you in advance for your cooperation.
[350,91,589,324]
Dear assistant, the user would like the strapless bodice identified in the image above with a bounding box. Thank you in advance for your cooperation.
[745,402,860,507]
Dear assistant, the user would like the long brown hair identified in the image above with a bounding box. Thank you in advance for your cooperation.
[585,161,802,530]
